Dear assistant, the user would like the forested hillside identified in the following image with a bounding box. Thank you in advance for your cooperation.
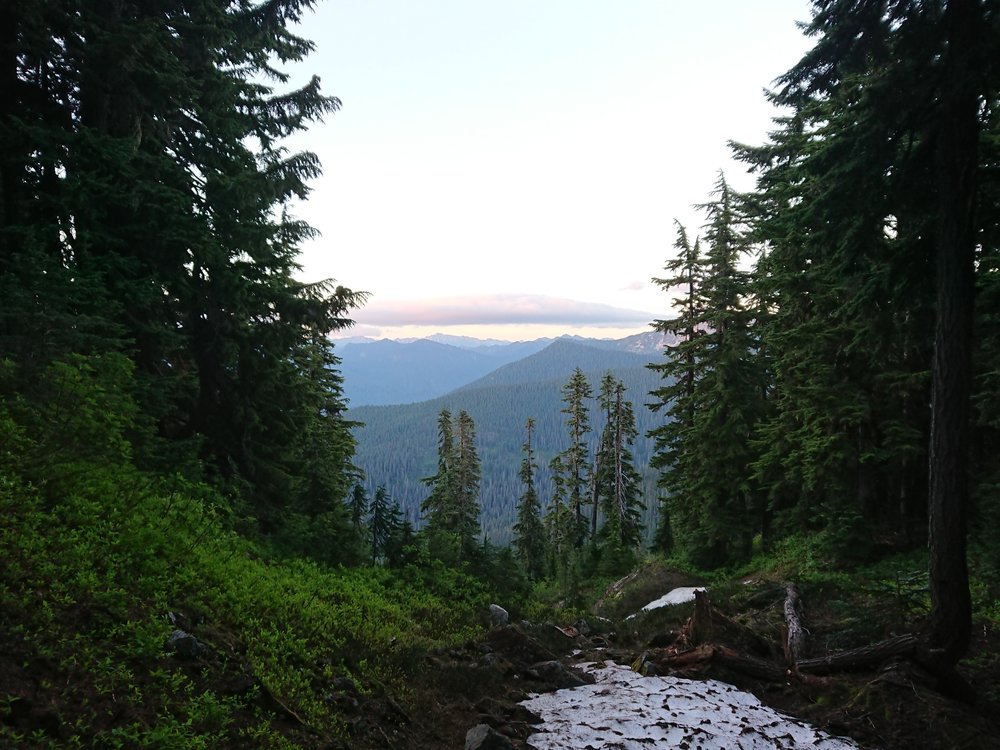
[349,336,667,543]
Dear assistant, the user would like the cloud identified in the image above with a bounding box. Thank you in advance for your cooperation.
[619,280,647,292]
[352,294,657,328]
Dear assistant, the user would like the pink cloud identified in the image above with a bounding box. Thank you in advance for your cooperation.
[353,294,656,327]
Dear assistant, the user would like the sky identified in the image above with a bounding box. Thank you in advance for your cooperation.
[286,0,816,342]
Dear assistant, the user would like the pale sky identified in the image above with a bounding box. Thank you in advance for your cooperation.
[286,0,815,341]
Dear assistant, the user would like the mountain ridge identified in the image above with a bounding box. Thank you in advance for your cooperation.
[336,331,672,407]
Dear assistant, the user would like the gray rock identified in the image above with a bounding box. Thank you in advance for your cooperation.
[465,723,515,750]
[489,604,509,626]
[166,629,211,659]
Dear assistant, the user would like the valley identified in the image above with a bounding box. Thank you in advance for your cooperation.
[341,332,674,544]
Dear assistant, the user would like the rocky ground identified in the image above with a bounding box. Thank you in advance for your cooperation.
[332,562,1000,750]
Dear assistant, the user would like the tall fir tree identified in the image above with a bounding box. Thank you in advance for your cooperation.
[368,485,402,565]
[513,418,547,580]
[552,367,593,547]
[595,375,644,549]
[647,221,706,552]
[421,408,481,562]
[649,175,767,568]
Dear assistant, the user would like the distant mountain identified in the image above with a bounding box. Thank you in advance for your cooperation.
[401,333,513,349]
[336,331,671,407]
[335,339,500,406]
[455,333,669,393]
[347,336,673,545]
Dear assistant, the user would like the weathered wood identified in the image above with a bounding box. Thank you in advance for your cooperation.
[648,589,925,686]
[646,644,788,682]
[783,582,805,667]
[796,634,918,675]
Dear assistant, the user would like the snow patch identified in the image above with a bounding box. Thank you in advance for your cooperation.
[521,661,860,750]
[641,586,706,611]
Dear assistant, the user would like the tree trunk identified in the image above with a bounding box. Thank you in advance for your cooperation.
[783,583,805,667]
[924,0,981,667]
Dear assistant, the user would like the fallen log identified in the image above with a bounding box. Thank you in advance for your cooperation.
[643,588,924,686]
[644,643,789,683]
[796,634,919,675]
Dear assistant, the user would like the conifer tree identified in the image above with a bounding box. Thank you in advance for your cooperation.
[513,418,547,579]
[347,484,369,533]
[452,410,483,558]
[422,408,456,533]
[649,176,766,567]
[595,375,644,549]
[421,408,481,561]
[369,485,401,565]
[733,0,1000,665]
[552,368,593,547]
[0,0,366,547]
[647,222,706,552]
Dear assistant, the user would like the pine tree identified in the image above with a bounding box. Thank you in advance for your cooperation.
[595,375,644,549]
[649,176,766,568]
[513,418,547,579]
[552,368,593,547]
[733,0,1000,666]
[0,0,366,545]
[421,408,456,533]
[647,221,706,552]
[421,408,481,562]
[369,485,402,565]
[347,484,368,533]
[452,410,482,559]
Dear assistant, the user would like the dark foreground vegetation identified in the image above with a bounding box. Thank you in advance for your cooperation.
[3,0,1000,747]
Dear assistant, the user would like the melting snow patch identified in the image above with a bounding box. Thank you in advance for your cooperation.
[641,586,706,611]
[521,661,861,750]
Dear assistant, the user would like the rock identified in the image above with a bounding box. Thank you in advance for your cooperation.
[525,660,596,689]
[465,723,515,750]
[489,604,509,626]
[166,629,211,659]
[573,618,593,637]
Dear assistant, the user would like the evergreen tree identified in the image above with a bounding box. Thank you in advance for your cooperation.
[0,0,366,547]
[513,418,547,579]
[369,485,401,565]
[648,176,766,567]
[544,456,572,579]
[347,483,368,533]
[421,408,481,561]
[452,410,483,559]
[647,222,705,552]
[595,375,644,549]
[552,368,593,547]
[734,0,1000,665]
[421,408,456,533]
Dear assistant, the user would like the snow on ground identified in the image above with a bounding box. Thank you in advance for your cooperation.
[521,661,861,750]
[640,586,707,612]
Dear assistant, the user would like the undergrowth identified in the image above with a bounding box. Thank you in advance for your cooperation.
[0,469,489,748]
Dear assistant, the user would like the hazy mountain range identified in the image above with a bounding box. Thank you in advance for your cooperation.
[335,331,672,407]
[342,331,676,544]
